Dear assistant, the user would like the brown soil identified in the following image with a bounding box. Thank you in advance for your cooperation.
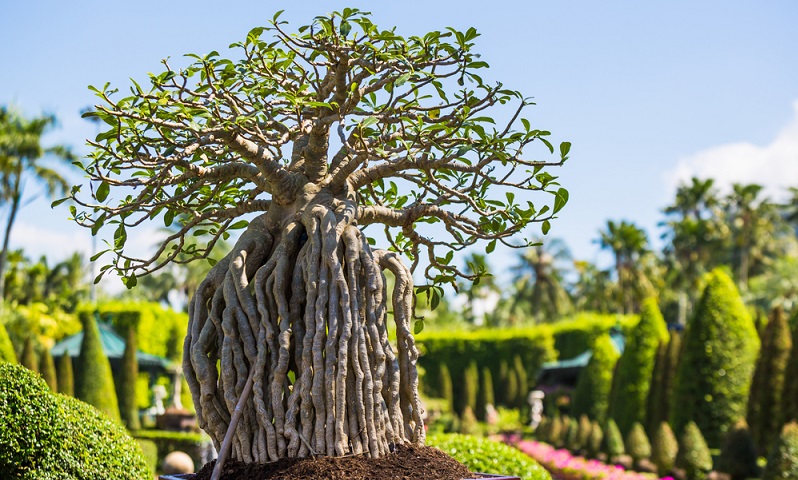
[191,445,476,480]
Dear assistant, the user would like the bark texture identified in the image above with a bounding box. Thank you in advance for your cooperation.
[184,195,424,462]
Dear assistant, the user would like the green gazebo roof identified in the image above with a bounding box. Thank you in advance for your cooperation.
[51,321,172,370]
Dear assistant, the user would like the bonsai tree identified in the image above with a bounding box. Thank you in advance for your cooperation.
[66,8,569,467]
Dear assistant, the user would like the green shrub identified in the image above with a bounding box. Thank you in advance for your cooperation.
[478,366,495,419]
[671,269,759,447]
[536,417,551,443]
[0,320,16,363]
[625,421,652,464]
[572,334,619,423]
[604,418,625,458]
[459,406,479,435]
[136,439,158,475]
[784,315,798,424]
[566,416,581,451]
[20,336,36,372]
[459,360,479,417]
[577,415,592,449]
[56,354,74,396]
[587,420,604,458]
[677,421,713,480]
[652,421,678,476]
[550,415,564,447]
[748,306,792,455]
[38,346,57,391]
[717,419,759,480]
[75,311,121,422]
[513,354,528,408]
[117,311,141,430]
[609,298,668,436]
[95,301,188,361]
[647,331,681,434]
[438,363,454,413]
[428,432,552,480]
[0,363,149,479]
[763,422,798,480]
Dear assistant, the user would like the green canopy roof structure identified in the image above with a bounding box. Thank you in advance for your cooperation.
[51,321,172,374]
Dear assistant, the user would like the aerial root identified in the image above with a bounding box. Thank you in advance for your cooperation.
[183,210,424,464]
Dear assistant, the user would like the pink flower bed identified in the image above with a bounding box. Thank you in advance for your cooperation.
[507,438,671,480]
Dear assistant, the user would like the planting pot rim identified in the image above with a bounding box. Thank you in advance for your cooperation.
[160,473,520,479]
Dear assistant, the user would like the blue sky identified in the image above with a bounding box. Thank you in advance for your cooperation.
[2,1,797,291]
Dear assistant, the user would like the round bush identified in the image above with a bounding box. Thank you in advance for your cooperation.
[428,432,551,480]
[763,422,798,480]
[0,363,149,479]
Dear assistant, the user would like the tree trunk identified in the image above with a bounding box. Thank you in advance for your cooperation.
[183,192,424,463]
[0,180,22,302]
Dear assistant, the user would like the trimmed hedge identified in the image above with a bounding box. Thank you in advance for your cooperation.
[39,346,57,391]
[550,312,638,360]
[647,330,681,435]
[608,297,668,435]
[428,432,551,480]
[0,363,149,479]
[625,421,652,464]
[671,269,759,447]
[763,422,798,480]
[75,311,121,422]
[571,334,619,423]
[417,326,555,409]
[56,353,74,396]
[21,336,37,372]
[652,421,678,476]
[784,311,798,424]
[748,306,792,455]
[604,418,625,458]
[94,301,188,361]
[117,311,141,431]
[717,419,759,480]
[677,421,713,480]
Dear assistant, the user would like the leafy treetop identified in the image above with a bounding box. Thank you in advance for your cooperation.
[65,9,570,290]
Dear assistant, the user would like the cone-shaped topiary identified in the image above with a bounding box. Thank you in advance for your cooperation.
[477,366,495,421]
[671,269,759,447]
[677,421,713,480]
[0,363,149,479]
[0,321,16,363]
[566,416,581,452]
[647,331,681,435]
[536,416,551,443]
[461,360,479,417]
[763,422,798,480]
[652,421,678,477]
[513,354,528,408]
[717,419,759,480]
[572,334,620,423]
[116,311,141,431]
[625,421,652,464]
[21,337,37,372]
[39,347,57,391]
[550,415,564,447]
[439,362,454,413]
[506,362,519,408]
[75,311,120,423]
[782,311,798,425]
[609,298,668,436]
[588,420,604,459]
[577,415,592,451]
[748,306,792,455]
[497,360,509,406]
[605,418,625,459]
[57,354,74,397]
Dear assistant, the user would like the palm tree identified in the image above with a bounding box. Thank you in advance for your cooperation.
[723,183,785,291]
[458,253,499,325]
[597,220,651,314]
[571,260,615,313]
[512,238,572,322]
[0,107,74,299]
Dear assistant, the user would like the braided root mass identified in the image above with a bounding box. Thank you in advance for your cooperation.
[183,205,424,463]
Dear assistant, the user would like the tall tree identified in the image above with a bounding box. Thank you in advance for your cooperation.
[748,306,792,455]
[0,107,74,300]
[597,220,652,314]
[571,260,614,313]
[571,334,619,423]
[671,268,759,447]
[65,9,570,465]
[608,297,668,435]
[512,238,572,322]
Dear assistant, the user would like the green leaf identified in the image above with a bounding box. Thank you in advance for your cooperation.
[486,239,496,254]
[114,224,127,249]
[207,257,218,266]
[414,319,425,335]
[340,20,352,37]
[229,220,249,230]
[559,141,572,158]
[542,220,551,235]
[96,181,110,202]
[553,187,569,214]
[163,209,175,227]
[50,197,69,208]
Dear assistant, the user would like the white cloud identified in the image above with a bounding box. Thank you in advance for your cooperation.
[12,222,93,260]
[667,100,798,199]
